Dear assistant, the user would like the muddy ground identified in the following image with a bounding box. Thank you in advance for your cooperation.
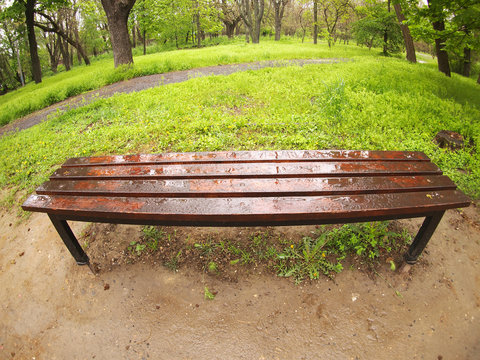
[1,202,479,359]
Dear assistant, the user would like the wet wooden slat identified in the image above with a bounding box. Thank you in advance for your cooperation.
[37,175,456,198]
[22,190,471,225]
[51,161,442,180]
[62,150,430,167]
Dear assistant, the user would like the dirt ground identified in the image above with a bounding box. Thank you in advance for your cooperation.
[1,202,479,359]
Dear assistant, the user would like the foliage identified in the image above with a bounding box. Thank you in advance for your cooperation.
[276,234,343,282]
[276,222,410,283]
[405,0,480,76]
[352,2,403,53]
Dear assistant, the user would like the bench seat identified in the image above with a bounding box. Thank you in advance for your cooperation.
[22,150,470,267]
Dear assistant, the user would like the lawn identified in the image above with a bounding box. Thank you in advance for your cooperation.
[0,39,378,126]
[1,50,479,211]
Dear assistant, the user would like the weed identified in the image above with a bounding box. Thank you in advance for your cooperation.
[128,241,146,256]
[275,222,410,283]
[204,286,216,300]
[194,241,215,257]
[207,261,218,274]
[165,250,182,271]
[142,225,162,251]
[276,235,342,283]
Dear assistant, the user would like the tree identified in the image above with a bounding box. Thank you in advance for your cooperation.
[313,0,317,43]
[218,0,241,38]
[24,0,42,83]
[34,9,91,65]
[237,0,264,43]
[426,0,450,76]
[271,0,289,40]
[100,0,136,67]
[392,1,416,63]
[353,2,403,53]
[318,0,352,47]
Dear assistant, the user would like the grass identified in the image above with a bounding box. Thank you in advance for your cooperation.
[1,54,479,211]
[118,223,411,284]
[0,38,378,126]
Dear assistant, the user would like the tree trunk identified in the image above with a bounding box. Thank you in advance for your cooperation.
[393,3,416,63]
[432,20,450,77]
[463,47,471,77]
[477,73,480,85]
[383,0,390,55]
[101,0,136,67]
[25,0,42,83]
[251,0,264,43]
[132,25,136,48]
[313,0,318,44]
[35,16,91,66]
[58,36,71,71]
[237,0,253,43]
[195,1,201,47]
[15,41,25,86]
[72,13,82,64]
[225,22,236,38]
[272,0,287,41]
[143,29,146,55]
[427,0,450,77]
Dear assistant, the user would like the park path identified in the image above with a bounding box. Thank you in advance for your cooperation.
[0,58,342,136]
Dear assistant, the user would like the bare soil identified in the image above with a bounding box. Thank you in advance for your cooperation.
[1,203,479,359]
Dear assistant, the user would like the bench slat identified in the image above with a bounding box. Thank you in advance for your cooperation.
[51,161,442,180]
[38,175,456,198]
[22,190,470,225]
[62,150,430,167]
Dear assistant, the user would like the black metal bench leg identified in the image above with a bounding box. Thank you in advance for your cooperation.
[48,214,90,265]
[404,211,445,265]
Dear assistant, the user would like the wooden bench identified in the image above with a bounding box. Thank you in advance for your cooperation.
[22,150,470,268]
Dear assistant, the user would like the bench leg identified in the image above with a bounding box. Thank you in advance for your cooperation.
[404,211,445,265]
[48,214,90,265]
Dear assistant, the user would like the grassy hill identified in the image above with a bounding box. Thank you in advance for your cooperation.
[0,40,377,127]
[0,41,479,210]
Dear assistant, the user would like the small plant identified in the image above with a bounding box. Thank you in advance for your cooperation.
[276,235,342,283]
[204,286,216,300]
[207,261,218,274]
[142,225,162,251]
[275,222,410,283]
[165,250,182,271]
[194,240,215,257]
[128,241,146,256]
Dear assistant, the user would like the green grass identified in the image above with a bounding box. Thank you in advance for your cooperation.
[1,54,480,210]
[0,38,377,126]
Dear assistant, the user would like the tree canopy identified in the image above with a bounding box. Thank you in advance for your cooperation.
[0,0,479,92]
